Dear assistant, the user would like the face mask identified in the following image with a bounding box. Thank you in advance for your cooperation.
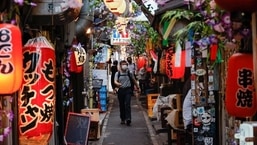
[121,65,128,70]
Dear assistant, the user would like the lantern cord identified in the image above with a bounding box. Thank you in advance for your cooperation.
[22,6,33,27]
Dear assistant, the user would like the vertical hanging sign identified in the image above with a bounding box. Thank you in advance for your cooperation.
[0,23,23,94]
[225,53,256,117]
[19,37,56,144]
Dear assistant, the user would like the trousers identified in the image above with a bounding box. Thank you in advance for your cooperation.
[117,87,133,121]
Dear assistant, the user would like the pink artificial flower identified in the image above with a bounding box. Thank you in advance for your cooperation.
[205,19,215,26]
[11,20,16,25]
[14,0,24,5]
[156,0,169,6]
[213,23,225,33]
[9,97,13,103]
[4,127,11,137]
[6,112,14,122]
[222,13,231,25]
[30,2,37,6]
[195,0,205,8]
[68,0,83,8]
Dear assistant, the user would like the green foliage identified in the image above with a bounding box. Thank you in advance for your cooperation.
[131,36,146,55]
[131,2,140,12]
[161,9,202,23]
[174,21,213,43]
[106,20,115,28]
[90,0,103,9]
[130,21,159,55]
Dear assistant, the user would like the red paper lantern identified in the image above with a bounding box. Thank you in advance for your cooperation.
[69,50,83,73]
[214,0,257,12]
[0,23,23,94]
[19,37,56,143]
[225,53,256,117]
[137,56,147,70]
[159,58,166,75]
[166,48,185,79]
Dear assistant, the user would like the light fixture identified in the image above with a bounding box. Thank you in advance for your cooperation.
[86,28,92,34]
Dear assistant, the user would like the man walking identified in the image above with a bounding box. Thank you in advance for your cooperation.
[114,60,140,126]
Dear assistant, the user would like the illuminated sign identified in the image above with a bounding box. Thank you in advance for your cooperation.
[110,29,131,46]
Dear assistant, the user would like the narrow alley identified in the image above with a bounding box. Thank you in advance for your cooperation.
[88,92,179,145]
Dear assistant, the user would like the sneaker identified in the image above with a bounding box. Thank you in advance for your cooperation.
[120,120,125,125]
[126,120,131,126]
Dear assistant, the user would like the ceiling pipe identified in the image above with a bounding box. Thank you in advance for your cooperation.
[75,0,94,39]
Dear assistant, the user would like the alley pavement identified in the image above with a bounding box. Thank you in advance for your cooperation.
[89,92,160,145]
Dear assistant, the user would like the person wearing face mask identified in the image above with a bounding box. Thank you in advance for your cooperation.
[114,60,140,126]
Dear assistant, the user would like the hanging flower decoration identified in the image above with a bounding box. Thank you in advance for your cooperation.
[126,21,159,55]
[0,97,14,142]
[67,0,83,8]
[171,0,251,56]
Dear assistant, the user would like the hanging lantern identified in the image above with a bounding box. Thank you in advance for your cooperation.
[166,44,186,79]
[68,38,83,73]
[159,51,166,75]
[137,56,147,70]
[18,37,56,144]
[69,50,83,73]
[171,50,186,79]
[225,53,256,118]
[74,43,86,66]
[166,48,173,78]
[103,0,130,16]
[0,23,23,94]
[214,0,257,12]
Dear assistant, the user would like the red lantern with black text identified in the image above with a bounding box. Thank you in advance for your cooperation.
[214,0,257,12]
[18,37,56,144]
[166,48,185,79]
[0,23,23,94]
[225,53,256,117]
[69,50,83,73]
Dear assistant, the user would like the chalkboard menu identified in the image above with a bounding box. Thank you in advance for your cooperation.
[65,112,91,145]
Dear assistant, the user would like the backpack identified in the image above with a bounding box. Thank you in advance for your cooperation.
[118,71,134,91]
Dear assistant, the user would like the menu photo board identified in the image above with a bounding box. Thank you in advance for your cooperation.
[64,112,91,145]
